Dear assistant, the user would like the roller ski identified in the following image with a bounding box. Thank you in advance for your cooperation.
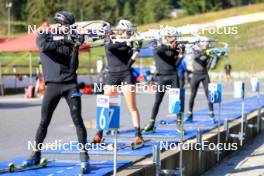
[0,152,48,174]
[143,120,156,133]
[8,158,48,173]
[131,134,144,150]
[80,150,90,174]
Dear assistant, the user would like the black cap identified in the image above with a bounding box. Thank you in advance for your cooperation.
[54,11,75,25]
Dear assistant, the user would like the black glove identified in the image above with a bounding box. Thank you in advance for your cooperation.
[65,34,83,46]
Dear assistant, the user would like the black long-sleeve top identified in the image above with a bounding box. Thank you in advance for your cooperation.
[153,44,180,75]
[105,42,133,72]
[36,33,78,84]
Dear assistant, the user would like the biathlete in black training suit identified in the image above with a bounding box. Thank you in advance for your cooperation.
[185,40,215,123]
[24,11,89,173]
[143,35,184,133]
[92,20,144,147]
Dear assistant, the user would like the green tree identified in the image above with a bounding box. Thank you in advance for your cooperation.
[26,0,65,25]
[0,1,5,21]
[10,0,28,21]
[123,0,133,20]
[143,0,172,23]
[65,0,86,21]
[135,0,145,25]
[180,0,205,14]
[82,0,117,24]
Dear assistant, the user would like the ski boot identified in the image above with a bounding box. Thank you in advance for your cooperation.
[80,150,90,174]
[22,151,41,167]
[89,134,105,149]
[143,120,156,133]
[131,133,144,150]
[91,134,104,144]
[209,111,216,124]
[184,112,193,123]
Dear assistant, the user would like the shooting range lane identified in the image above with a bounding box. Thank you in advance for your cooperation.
[0,158,131,176]
[1,93,263,175]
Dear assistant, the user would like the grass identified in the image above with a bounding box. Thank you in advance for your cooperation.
[138,3,264,31]
[211,49,264,72]
[0,51,100,75]
[205,21,264,72]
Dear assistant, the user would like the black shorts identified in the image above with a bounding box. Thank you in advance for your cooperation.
[106,70,135,85]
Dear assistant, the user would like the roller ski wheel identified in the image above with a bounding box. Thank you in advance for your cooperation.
[131,136,144,150]
[0,163,16,173]
[40,158,48,166]
[8,163,15,172]
[80,162,90,174]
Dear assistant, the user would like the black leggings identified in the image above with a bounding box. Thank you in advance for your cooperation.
[35,82,87,150]
[151,74,180,121]
[188,72,213,113]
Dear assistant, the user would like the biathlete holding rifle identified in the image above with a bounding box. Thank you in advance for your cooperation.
[185,40,216,123]
[92,20,144,148]
[24,11,90,173]
[143,35,184,133]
